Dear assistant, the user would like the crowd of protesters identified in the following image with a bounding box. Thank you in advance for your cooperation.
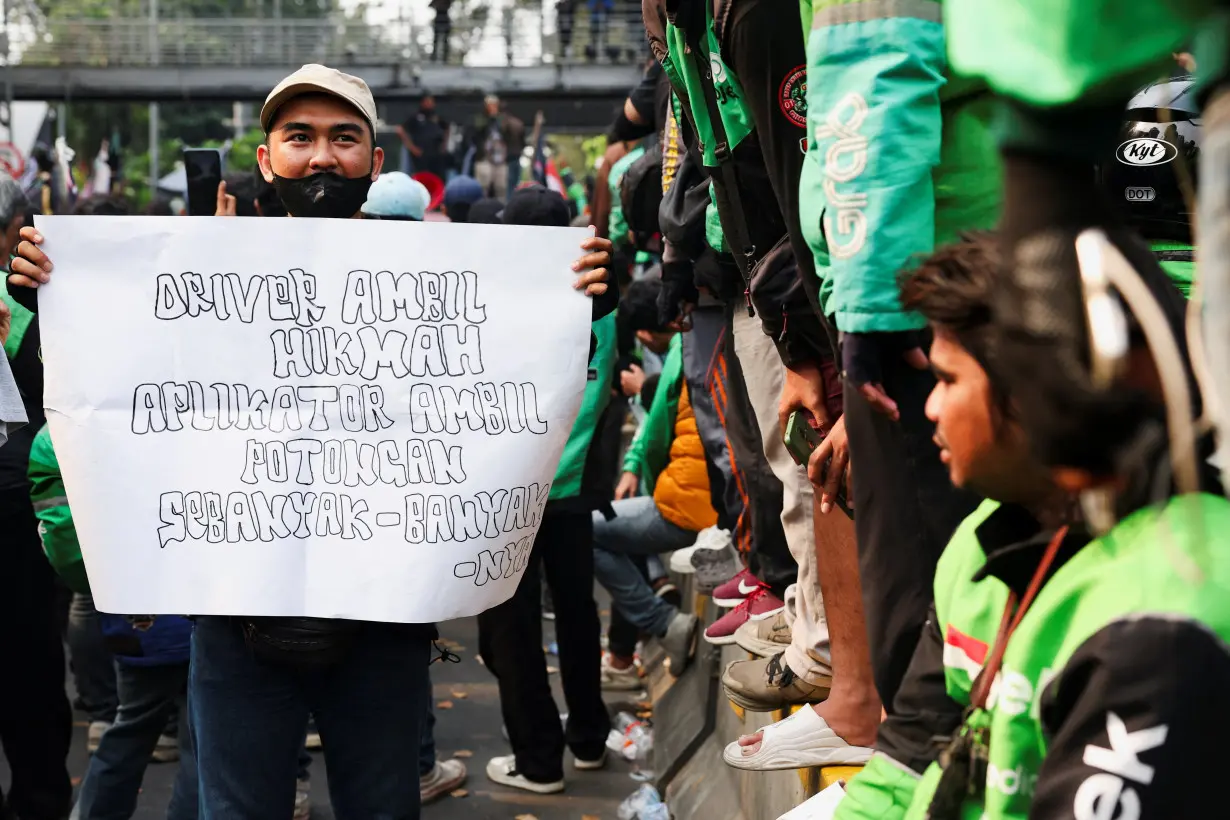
[0,5,1226,818]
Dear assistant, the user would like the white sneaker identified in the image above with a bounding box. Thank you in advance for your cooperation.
[669,525,732,574]
[421,758,467,804]
[293,778,311,820]
[486,755,565,794]
[600,655,644,691]
[573,749,607,771]
[722,708,872,771]
[87,720,111,754]
[150,733,179,763]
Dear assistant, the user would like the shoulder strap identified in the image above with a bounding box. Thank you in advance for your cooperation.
[681,26,756,311]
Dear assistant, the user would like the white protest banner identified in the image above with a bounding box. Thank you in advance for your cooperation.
[37,215,593,622]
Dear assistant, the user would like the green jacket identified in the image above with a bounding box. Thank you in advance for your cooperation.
[549,312,617,501]
[28,424,90,594]
[837,494,1230,820]
[800,0,1002,333]
[1,275,34,360]
[622,334,683,494]
[608,144,647,246]
[1154,241,1194,297]
[944,0,1213,109]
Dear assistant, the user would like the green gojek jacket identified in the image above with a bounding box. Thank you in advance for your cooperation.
[798,0,1002,333]
[835,494,1230,820]
[28,424,90,595]
[621,334,682,493]
[548,312,617,502]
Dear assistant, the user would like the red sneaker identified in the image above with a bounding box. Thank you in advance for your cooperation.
[704,587,785,645]
[712,569,764,609]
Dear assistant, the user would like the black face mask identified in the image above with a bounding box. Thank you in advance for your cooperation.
[272,171,373,219]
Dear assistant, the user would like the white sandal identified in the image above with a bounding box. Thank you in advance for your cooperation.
[722,707,873,771]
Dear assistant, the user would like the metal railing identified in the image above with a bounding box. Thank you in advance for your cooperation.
[16,18,418,68]
[10,4,648,69]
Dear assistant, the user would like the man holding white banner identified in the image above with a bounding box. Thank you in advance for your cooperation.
[9,64,614,820]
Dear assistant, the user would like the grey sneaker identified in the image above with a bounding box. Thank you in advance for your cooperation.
[150,733,180,763]
[293,778,311,820]
[600,655,644,691]
[87,721,111,755]
[421,758,467,804]
[688,528,740,593]
[660,612,699,677]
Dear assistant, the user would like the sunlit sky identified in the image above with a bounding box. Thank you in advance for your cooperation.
[340,0,550,66]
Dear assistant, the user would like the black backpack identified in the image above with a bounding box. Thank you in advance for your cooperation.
[620,138,663,242]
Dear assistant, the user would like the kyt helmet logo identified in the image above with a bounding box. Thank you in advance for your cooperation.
[1116,138,1178,166]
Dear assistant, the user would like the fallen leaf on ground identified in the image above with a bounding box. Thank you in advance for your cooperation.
[451,691,468,699]
[449,789,468,798]
[437,700,454,710]
[514,815,539,820]
[582,815,600,820]
[546,665,559,675]
[453,749,473,758]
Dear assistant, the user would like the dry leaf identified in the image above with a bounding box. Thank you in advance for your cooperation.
[437,700,454,710]
[449,788,468,798]
[546,665,559,675]
[636,710,653,719]
[582,815,600,820]
[514,815,539,820]
[453,749,473,759]
[451,691,469,700]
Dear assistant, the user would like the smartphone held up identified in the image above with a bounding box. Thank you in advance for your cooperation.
[183,148,223,216]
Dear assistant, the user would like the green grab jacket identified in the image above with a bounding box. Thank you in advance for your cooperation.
[799,0,1002,333]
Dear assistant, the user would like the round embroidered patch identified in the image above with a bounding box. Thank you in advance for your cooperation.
[778,65,807,128]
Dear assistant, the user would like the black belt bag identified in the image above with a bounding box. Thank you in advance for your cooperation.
[240,616,360,666]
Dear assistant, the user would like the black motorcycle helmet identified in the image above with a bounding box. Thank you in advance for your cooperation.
[1098,75,1200,244]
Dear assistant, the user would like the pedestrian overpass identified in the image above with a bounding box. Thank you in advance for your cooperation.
[3,4,646,129]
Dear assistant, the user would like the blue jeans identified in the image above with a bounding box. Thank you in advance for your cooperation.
[189,617,431,820]
[592,496,696,637]
[73,661,196,820]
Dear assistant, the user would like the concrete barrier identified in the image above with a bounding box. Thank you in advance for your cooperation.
[647,578,863,819]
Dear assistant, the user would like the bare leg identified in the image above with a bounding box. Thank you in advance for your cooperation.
[739,497,880,752]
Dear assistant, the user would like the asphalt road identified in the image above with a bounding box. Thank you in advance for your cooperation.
[1,613,644,819]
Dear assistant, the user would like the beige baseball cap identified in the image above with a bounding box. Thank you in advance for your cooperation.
[260,64,377,135]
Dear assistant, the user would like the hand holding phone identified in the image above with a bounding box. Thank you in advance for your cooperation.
[784,409,852,518]
[183,148,223,216]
